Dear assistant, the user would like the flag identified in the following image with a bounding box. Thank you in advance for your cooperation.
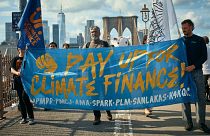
[17,0,45,49]
[148,0,180,43]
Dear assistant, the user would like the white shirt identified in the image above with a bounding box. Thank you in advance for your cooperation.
[203,44,210,75]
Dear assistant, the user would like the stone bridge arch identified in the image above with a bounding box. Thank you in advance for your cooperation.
[103,16,139,45]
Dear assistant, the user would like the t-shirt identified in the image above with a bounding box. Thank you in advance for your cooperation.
[203,44,210,75]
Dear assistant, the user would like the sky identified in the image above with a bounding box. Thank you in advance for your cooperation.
[0,0,210,43]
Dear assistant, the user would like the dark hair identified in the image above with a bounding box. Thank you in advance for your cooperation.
[142,35,148,44]
[49,42,57,48]
[63,43,70,48]
[90,26,100,32]
[181,19,194,30]
[203,36,209,44]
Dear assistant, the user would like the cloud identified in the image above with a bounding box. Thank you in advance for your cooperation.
[173,0,194,6]
[42,0,106,13]
[0,1,10,8]
[173,0,209,10]
[0,1,17,11]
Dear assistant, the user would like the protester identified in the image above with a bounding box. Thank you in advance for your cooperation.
[63,43,70,49]
[49,42,58,49]
[142,35,148,44]
[181,19,210,133]
[43,41,58,111]
[10,48,35,125]
[83,26,113,125]
[202,36,210,102]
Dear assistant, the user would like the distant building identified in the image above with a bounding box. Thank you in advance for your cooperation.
[57,5,66,48]
[42,20,50,45]
[5,22,17,42]
[138,30,144,44]
[77,33,84,47]
[69,38,79,48]
[85,20,94,43]
[52,24,59,46]
[19,0,27,12]
[69,38,77,44]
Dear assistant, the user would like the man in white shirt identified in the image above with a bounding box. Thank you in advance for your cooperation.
[202,36,210,101]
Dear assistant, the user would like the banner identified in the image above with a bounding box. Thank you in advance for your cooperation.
[17,0,45,49]
[21,38,197,110]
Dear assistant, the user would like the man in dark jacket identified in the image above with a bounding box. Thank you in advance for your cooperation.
[181,19,210,134]
[83,26,112,125]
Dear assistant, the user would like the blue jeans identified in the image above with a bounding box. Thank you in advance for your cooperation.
[182,69,206,125]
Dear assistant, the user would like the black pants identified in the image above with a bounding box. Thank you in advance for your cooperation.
[93,110,111,118]
[204,75,210,98]
[14,77,34,119]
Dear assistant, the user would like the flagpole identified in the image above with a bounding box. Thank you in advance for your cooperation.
[170,0,181,38]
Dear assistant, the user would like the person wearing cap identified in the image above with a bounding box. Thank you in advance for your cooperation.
[83,26,112,125]
[10,48,35,125]
[202,36,210,102]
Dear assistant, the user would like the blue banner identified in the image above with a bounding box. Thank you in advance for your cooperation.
[17,0,45,49]
[21,38,197,110]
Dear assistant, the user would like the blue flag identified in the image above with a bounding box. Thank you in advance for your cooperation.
[17,0,45,49]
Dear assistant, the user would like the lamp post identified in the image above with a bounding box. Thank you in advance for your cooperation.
[140,4,150,35]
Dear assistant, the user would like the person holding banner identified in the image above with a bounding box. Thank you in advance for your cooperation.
[181,19,210,134]
[142,35,148,45]
[43,41,58,111]
[202,36,210,102]
[63,43,70,49]
[49,42,58,49]
[10,48,35,125]
[83,26,113,125]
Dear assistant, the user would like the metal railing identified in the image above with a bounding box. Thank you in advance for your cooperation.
[0,51,18,119]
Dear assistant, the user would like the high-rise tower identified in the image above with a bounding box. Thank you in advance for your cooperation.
[85,20,94,43]
[19,0,27,12]
[57,4,66,48]
[42,20,50,45]
[52,24,59,46]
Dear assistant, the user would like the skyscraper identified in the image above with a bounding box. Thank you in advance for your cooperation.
[52,24,59,46]
[19,0,27,12]
[85,20,94,43]
[69,38,77,44]
[5,22,17,42]
[77,33,84,47]
[42,20,50,45]
[57,5,66,48]
[137,30,144,44]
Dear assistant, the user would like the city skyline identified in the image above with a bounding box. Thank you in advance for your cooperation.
[0,0,210,43]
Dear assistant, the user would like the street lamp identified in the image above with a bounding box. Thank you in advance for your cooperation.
[140,4,150,35]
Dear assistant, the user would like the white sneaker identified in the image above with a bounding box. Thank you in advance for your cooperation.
[19,119,28,124]
[145,108,152,117]
[28,118,35,125]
